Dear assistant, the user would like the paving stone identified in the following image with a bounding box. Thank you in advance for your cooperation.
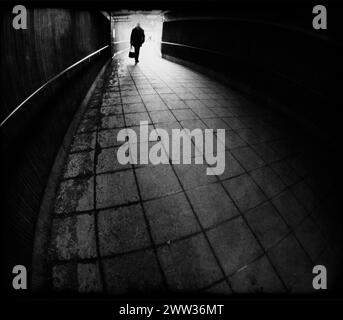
[138,88,156,95]
[291,181,317,212]
[176,92,197,100]
[100,114,125,129]
[127,140,168,166]
[231,147,265,170]
[125,112,151,126]
[97,128,123,148]
[103,250,165,294]
[250,166,286,198]
[77,117,98,133]
[98,204,151,255]
[174,162,217,190]
[212,107,233,117]
[141,95,167,111]
[100,105,122,116]
[223,131,247,149]
[50,217,77,260]
[271,190,307,229]
[216,150,245,180]
[229,255,285,293]
[120,85,134,91]
[153,121,182,138]
[96,170,139,208]
[160,93,184,109]
[83,108,98,120]
[123,102,146,114]
[239,116,260,127]
[167,134,203,161]
[223,117,245,130]
[124,124,157,144]
[156,87,173,94]
[294,217,326,261]
[63,151,94,179]
[184,99,205,109]
[149,110,177,124]
[172,109,199,121]
[288,155,308,178]
[144,193,200,244]
[204,280,232,294]
[102,94,120,103]
[50,213,96,260]
[203,118,231,130]
[190,106,217,118]
[52,263,77,291]
[96,147,131,173]
[251,127,275,143]
[187,183,239,228]
[270,160,300,186]
[252,142,282,163]
[268,234,314,292]
[136,83,150,90]
[223,174,266,212]
[135,164,182,200]
[210,94,226,100]
[121,95,142,104]
[76,213,97,259]
[77,262,103,293]
[142,92,163,103]
[193,94,209,100]
[194,136,225,162]
[245,202,289,250]
[158,234,222,291]
[236,128,264,144]
[201,99,226,108]
[88,99,102,109]
[71,132,96,152]
[159,93,180,101]
[121,89,139,97]
[180,119,208,131]
[165,99,189,109]
[55,177,94,213]
[207,217,262,276]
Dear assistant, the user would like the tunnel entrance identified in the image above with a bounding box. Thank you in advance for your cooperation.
[111,10,164,61]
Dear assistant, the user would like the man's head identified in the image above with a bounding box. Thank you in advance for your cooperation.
[136,22,141,28]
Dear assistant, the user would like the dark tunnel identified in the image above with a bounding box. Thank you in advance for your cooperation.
[1,0,343,301]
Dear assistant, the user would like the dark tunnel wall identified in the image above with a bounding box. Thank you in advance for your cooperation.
[161,8,342,146]
[1,9,110,120]
[1,7,110,292]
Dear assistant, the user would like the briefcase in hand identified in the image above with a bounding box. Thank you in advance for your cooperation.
[129,47,135,58]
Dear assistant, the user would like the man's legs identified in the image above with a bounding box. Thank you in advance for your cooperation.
[134,46,140,62]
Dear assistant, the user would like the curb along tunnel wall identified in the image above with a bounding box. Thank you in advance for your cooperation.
[1,7,110,293]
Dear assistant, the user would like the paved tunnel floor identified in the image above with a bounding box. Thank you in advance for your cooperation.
[47,52,341,295]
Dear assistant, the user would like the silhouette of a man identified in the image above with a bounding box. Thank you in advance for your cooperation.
[130,23,145,63]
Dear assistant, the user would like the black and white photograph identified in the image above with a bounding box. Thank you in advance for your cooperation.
[1,0,343,317]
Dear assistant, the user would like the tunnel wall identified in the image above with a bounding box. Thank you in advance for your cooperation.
[0,7,110,292]
[161,10,341,145]
[1,8,110,120]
